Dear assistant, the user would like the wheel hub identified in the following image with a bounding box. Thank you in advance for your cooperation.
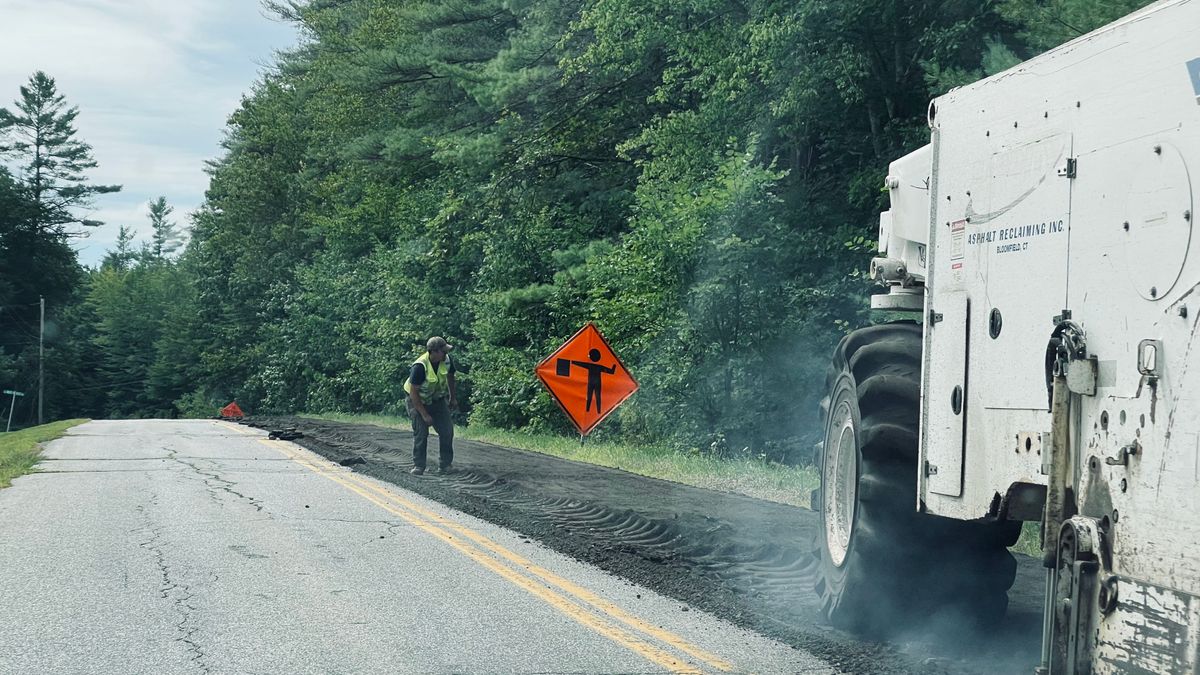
[824,398,857,568]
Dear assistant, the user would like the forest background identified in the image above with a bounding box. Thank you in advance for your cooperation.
[0,0,1152,463]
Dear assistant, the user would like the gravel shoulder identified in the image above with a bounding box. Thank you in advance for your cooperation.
[248,415,1044,674]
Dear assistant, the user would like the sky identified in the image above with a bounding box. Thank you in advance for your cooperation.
[0,0,299,266]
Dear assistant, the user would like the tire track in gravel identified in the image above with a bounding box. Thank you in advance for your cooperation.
[242,416,1043,674]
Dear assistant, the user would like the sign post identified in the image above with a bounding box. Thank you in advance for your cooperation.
[535,323,638,437]
[4,389,25,433]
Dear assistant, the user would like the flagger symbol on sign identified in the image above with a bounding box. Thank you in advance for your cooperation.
[555,349,616,413]
[536,323,638,436]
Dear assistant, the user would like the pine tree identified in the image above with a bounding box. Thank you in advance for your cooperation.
[100,224,137,271]
[0,71,121,237]
[148,196,183,258]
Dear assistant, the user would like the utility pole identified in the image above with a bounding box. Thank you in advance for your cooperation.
[38,296,44,425]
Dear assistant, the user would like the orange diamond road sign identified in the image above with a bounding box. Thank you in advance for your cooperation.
[535,323,639,436]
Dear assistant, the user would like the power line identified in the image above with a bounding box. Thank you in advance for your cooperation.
[0,302,43,309]
[0,325,41,340]
[5,313,41,335]
[56,376,154,393]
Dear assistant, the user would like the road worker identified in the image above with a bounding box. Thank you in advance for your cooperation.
[404,336,458,475]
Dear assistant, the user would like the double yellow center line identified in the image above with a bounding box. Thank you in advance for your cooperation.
[220,422,733,674]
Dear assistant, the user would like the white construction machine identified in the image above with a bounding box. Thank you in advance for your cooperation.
[813,1,1200,672]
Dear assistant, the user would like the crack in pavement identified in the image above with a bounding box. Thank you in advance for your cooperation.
[166,448,266,513]
[378,521,409,542]
[37,469,183,474]
[135,494,209,673]
[40,457,173,461]
[130,445,287,674]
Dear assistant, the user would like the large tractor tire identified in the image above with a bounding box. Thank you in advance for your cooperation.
[812,322,1019,635]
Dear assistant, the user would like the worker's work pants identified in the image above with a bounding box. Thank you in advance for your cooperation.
[407,397,454,470]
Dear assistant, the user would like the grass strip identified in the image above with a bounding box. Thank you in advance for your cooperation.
[305,412,818,509]
[1012,521,1042,558]
[0,419,88,488]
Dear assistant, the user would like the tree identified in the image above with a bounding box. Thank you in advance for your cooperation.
[34,0,1146,443]
[147,196,184,258]
[100,225,137,271]
[0,71,120,237]
[1000,0,1155,52]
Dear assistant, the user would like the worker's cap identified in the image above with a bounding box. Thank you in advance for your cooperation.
[426,336,453,353]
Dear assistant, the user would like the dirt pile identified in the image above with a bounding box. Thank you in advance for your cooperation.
[247,416,1043,674]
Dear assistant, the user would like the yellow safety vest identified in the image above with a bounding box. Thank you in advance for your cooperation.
[404,352,450,404]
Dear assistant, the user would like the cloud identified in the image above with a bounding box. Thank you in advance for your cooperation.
[1,1,183,88]
[0,0,296,265]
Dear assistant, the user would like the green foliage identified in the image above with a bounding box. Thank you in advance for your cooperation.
[147,197,185,259]
[87,259,194,417]
[173,390,225,419]
[0,72,114,425]
[101,225,138,271]
[3,0,1151,461]
[999,0,1156,52]
[0,71,120,236]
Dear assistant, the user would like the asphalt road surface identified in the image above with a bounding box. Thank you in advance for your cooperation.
[241,416,1044,675]
[0,420,835,674]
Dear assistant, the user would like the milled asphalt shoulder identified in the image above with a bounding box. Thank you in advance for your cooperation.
[0,419,838,674]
